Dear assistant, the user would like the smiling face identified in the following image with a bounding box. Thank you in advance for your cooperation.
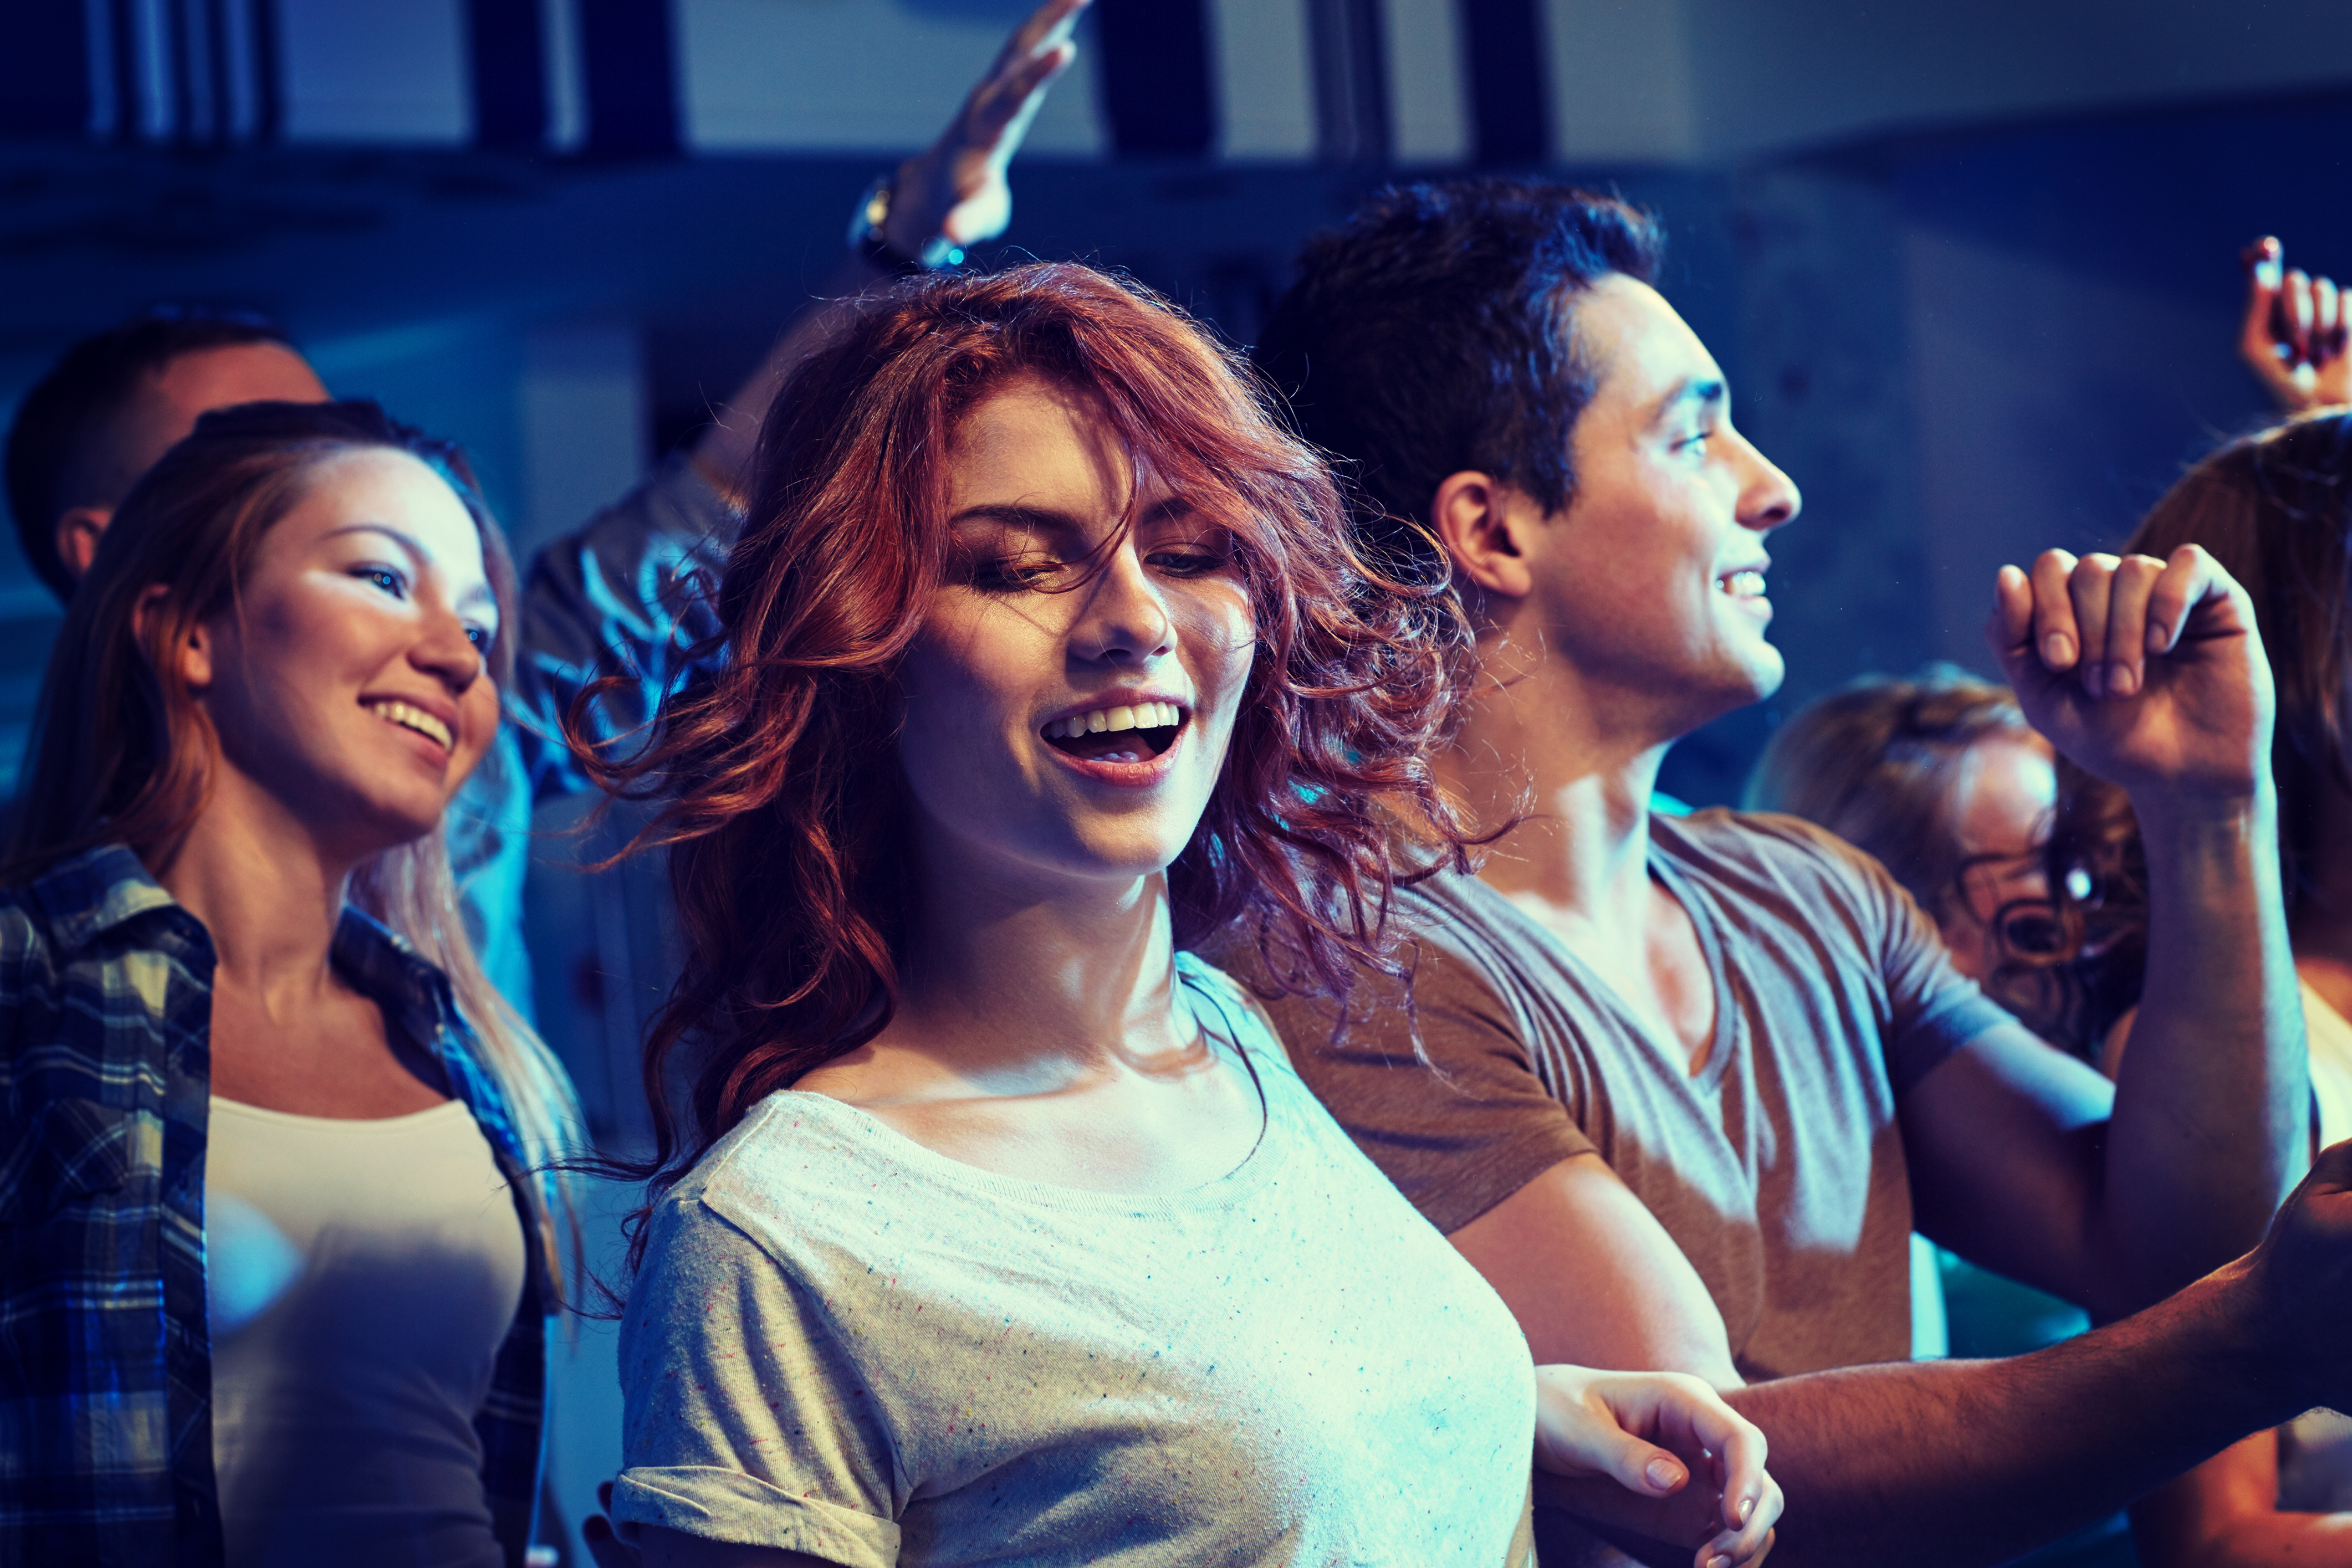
[894,375,1256,891]
[1528,275,1801,735]
[187,447,500,862]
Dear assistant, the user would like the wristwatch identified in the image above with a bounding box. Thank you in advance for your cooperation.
[848,177,966,275]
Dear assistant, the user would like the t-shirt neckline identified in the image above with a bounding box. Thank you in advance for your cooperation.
[766,972,1291,1215]
[208,1094,470,1131]
[1643,819,1740,1095]
[1438,819,1740,1096]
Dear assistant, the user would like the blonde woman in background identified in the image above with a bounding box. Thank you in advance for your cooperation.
[0,400,580,1568]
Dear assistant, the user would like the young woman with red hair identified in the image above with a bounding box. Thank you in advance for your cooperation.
[582,263,1782,1568]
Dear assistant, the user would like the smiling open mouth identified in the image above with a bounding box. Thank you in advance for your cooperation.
[366,699,453,751]
[1717,569,1767,598]
[1044,701,1185,764]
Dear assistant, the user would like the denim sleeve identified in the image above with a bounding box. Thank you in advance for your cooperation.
[508,455,740,804]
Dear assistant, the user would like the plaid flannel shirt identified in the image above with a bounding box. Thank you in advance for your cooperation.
[0,844,552,1568]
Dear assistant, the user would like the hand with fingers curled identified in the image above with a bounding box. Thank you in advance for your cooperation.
[1985,544,2274,809]
[1532,1366,1781,1568]
[2241,236,2352,413]
[883,0,1090,263]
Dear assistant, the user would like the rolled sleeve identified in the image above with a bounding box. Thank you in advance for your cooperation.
[618,1191,902,1561]
[611,1467,900,1567]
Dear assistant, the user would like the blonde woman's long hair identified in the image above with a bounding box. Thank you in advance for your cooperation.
[6,399,581,1276]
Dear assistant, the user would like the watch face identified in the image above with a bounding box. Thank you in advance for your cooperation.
[848,177,896,252]
[849,177,959,273]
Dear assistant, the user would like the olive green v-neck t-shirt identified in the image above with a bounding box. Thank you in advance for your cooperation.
[1260,808,2011,1384]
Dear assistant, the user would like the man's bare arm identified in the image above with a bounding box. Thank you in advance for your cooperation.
[688,0,1088,503]
[1724,1259,2302,1568]
[1914,546,2310,1314]
[1899,1022,2130,1313]
[1457,1146,2352,1568]
[1453,1153,1745,1385]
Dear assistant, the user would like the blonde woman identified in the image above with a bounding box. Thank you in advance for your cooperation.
[0,399,579,1567]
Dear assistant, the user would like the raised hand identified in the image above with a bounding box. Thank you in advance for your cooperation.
[885,0,1089,260]
[2240,236,2352,413]
[1986,545,2274,809]
[1533,1365,1780,1568]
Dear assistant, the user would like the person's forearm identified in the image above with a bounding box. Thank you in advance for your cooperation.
[1718,1263,2302,1568]
[2104,784,2307,1305]
[690,253,896,504]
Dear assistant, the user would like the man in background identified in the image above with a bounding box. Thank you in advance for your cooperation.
[1250,178,2315,1565]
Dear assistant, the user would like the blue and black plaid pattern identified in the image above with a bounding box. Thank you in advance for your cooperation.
[0,845,550,1567]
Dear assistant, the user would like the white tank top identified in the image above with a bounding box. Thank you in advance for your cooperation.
[2304,980,2352,1150]
[204,1096,528,1568]
[2281,984,2352,1510]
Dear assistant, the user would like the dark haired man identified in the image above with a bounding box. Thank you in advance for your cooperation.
[1252,181,2334,1565]
[5,309,329,595]
[0,0,1086,1018]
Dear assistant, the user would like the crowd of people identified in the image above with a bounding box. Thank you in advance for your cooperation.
[5,3,2352,1566]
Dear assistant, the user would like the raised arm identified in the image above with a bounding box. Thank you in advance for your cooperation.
[1494,1142,2352,1568]
[512,0,1086,796]
[686,0,1087,506]
[1898,545,2304,1316]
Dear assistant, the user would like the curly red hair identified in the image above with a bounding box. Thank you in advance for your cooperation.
[578,263,1476,1240]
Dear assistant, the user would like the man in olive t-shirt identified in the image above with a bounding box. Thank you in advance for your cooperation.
[1245,180,2313,1566]
[1271,809,2005,1383]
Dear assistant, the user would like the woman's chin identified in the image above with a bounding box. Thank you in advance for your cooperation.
[909,767,1216,891]
[309,789,452,865]
[1068,829,1201,884]
[975,823,1199,890]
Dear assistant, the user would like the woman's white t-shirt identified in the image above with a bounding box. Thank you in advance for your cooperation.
[614,956,1538,1566]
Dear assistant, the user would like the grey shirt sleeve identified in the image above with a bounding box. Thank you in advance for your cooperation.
[1765,814,2016,1096]
[1264,937,1599,1236]
[509,457,740,803]
[614,1192,902,1565]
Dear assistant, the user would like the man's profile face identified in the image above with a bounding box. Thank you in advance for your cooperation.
[1525,275,1801,730]
[59,340,330,582]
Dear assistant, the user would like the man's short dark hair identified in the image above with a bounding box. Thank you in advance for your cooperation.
[1253,179,1662,569]
[6,306,295,599]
